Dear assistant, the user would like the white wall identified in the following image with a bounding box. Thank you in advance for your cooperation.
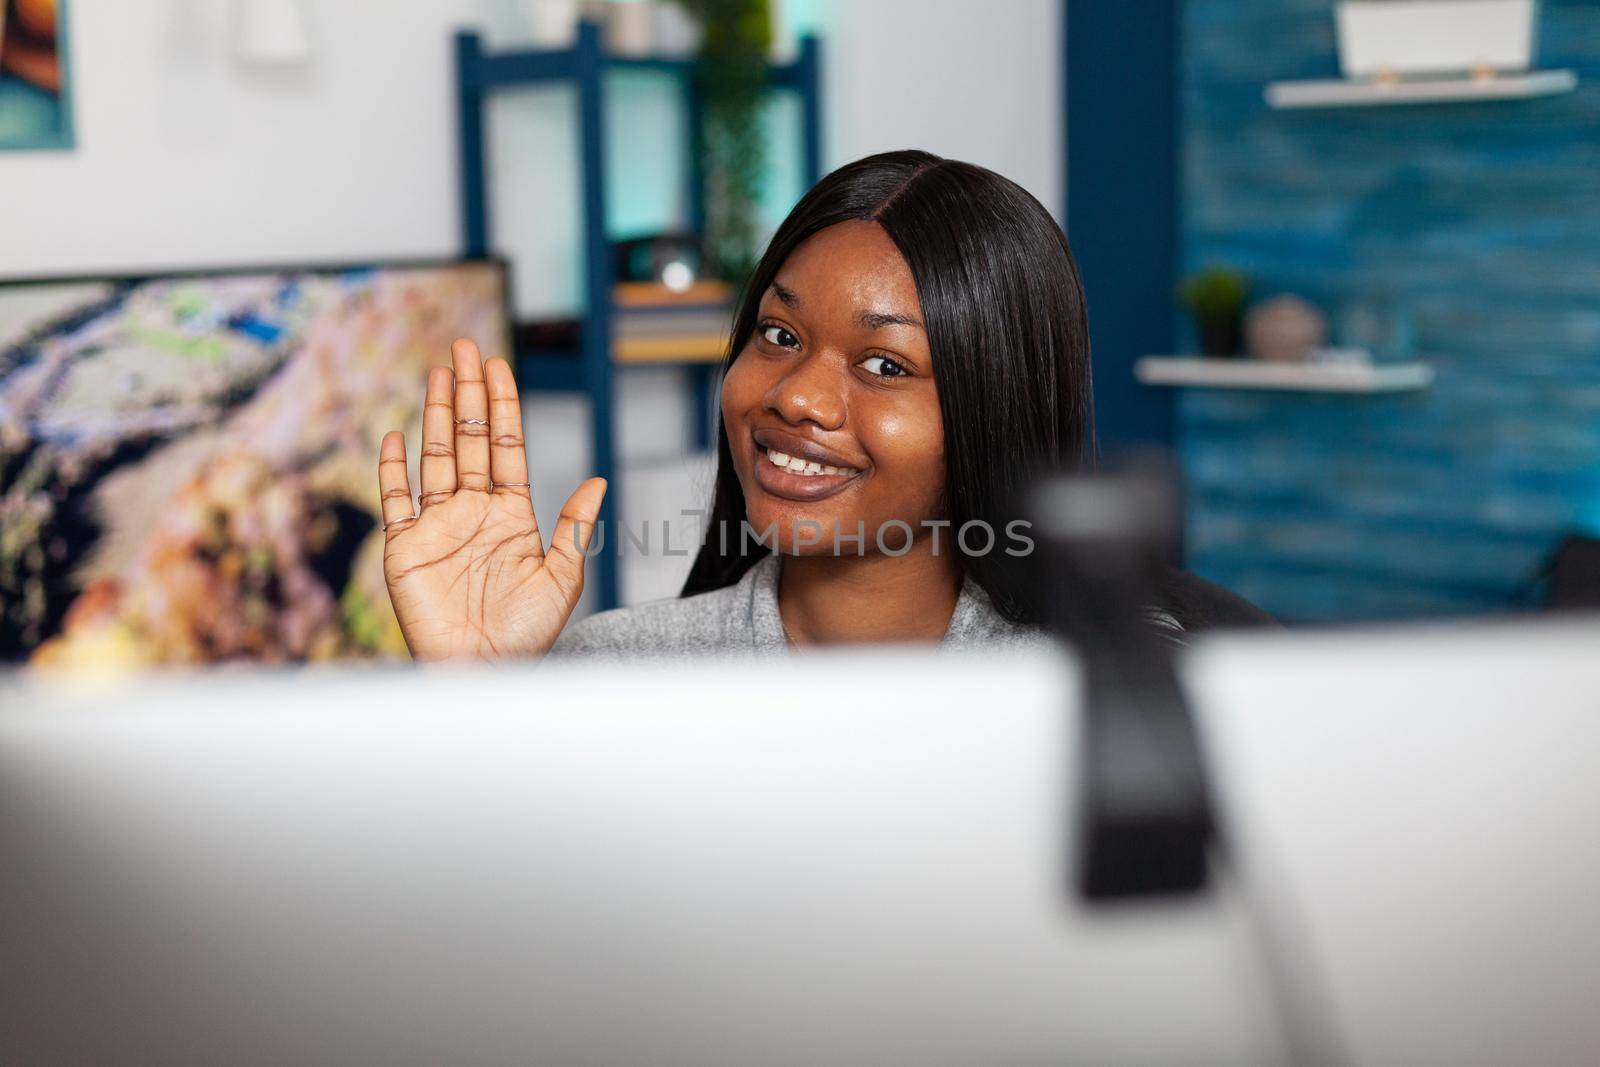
[0,1,479,275]
[0,0,1061,604]
[811,0,1061,219]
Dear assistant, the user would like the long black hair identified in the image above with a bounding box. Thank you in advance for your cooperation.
[680,149,1093,623]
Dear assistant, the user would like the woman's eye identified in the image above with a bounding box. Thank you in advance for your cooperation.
[760,324,798,348]
[861,355,907,379]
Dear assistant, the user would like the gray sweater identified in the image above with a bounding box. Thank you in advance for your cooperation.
[551,554,1053,658]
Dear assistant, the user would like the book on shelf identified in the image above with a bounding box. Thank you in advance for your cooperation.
[613,308,731,339]
[613,280,732,362]
[514,281,736,364]
[612,334,728,364]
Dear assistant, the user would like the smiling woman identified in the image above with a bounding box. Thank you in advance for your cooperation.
[379,151,1160,662]
[682,151,1092,637]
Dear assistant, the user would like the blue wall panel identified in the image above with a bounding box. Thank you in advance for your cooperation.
[1067,0,1179,451]
[1180,0,1600,621]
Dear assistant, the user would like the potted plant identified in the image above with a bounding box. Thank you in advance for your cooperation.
[1180,268,1250,358]
[673,0,772,286]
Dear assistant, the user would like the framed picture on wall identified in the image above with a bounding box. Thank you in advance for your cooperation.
[0,0,73,151]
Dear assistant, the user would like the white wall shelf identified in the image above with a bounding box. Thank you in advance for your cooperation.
[1264,69,1576,109]
[1136,357,1434,394]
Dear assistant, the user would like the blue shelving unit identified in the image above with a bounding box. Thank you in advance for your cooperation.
[455,22,824,610]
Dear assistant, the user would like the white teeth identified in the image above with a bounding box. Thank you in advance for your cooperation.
[766,446,854,477]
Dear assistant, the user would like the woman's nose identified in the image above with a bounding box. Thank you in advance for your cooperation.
[764,352,846,431]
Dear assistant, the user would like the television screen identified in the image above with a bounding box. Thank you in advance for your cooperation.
[0,260,511,668]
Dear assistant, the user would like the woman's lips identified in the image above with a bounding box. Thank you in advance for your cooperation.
[751,427,861,470]
[749,438,865,502]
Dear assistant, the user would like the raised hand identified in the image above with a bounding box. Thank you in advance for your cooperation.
[378,339,606,662]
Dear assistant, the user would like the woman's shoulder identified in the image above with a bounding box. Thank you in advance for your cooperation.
[551,585,745,658]
[550,558,777,659]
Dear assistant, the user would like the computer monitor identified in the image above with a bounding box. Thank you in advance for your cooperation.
[0,259,510,667]
[3,616,1598,1065]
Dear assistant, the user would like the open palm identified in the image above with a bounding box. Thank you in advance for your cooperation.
[378,339,605,662]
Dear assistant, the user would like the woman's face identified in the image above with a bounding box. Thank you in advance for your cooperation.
[721,220,945,555]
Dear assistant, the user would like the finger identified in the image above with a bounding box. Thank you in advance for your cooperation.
[451,338,492,493]
[419,365,457,508]
[485,356,531,493]
[544,478,608,603]
[378,430,417,535]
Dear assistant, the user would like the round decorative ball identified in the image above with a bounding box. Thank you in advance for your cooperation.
[1245,295,1326,362]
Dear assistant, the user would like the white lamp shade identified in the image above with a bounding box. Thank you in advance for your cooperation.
[235,0,312,66]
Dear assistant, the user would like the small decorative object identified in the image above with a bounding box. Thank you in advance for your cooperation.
[1245,295,1327,363]
[527,0,582,47]
[1180,268,1250,358]
[1336,293,1415,362]
[615,233,709,290]
[1336,0,1537,81]
[0,0,74,150]
[652,1,702,57]
[234,0,312,66]
[768,0,797,62]
[604,0,654,57]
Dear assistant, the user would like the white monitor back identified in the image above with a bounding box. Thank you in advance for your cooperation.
[3,616,1599,1065]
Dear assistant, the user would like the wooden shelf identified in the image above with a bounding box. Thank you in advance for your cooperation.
[613,280,732,308]
[1265,69,1576,109]
[1136,356,1434,393]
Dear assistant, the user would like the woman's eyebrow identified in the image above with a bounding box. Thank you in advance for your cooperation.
[856,309,924,331]
[769,281,923,331]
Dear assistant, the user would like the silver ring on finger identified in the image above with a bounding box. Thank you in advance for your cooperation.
[455,417,489,426]
[494,481,531,489]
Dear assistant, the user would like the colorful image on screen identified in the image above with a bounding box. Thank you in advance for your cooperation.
[0,261,510,667]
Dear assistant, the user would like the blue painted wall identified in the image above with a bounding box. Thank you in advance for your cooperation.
[1066,0,1179,451]
[1179,0,1600,621]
